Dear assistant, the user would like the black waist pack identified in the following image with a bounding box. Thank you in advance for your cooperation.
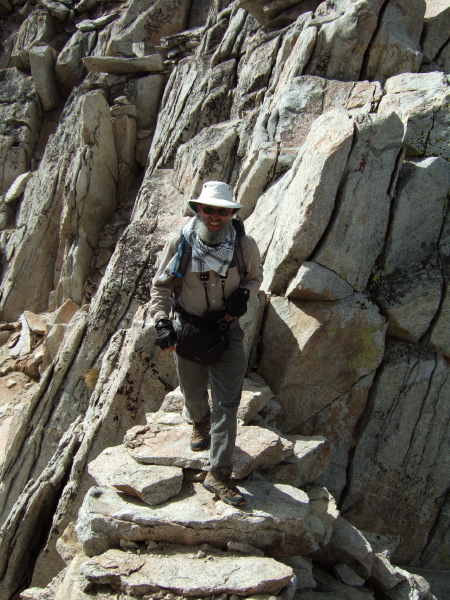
[176,321,229,365]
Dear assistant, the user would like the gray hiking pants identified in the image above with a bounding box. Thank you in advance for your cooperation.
[174,318,247,471]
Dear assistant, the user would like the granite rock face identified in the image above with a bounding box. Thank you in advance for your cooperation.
[0,1,449,600]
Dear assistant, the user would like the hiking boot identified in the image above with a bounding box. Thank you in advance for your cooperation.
[203,470,246,507]
[190,419,210,451]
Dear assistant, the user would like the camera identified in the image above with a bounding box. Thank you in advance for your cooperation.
[216,319,229,332]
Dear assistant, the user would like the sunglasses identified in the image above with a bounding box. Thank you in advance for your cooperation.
[200,205,232,217]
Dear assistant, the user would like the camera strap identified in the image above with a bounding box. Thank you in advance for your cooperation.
[200,272,226,313]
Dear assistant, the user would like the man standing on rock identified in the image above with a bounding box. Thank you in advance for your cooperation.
[150,181,263,507]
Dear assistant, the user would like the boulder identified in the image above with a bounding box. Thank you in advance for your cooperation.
[80,547,294,596]
[11,10,56,70]
[23,311,46,336]
[110,74,165,130]
[364,0,424,83]
[76,481,320,557]
[312,564,375,599]
[421,0,450,64]
[258,294,386,433]
[106,0,190,50]
[55,30,97,96]
[88,445,183,506]
[282,555,316,590]
[304,0,382,81]
[4,172,34,205]
[234,142,278,219]
[370,157,450,343]
[297,373,376,500]
[317,517,374,580]
[148,58,236,170]
[173,121,239,203]
[261,76,382,163]
[246,109,354,294]
[259,436,332,487]
[37,0,70,21]
[342,341,450,564]
[29,45,60,112]
[313,111,404,291]
[286,262,353,301]
[378,72,450,159]
[0,70,41,195]
[231,34,280,119]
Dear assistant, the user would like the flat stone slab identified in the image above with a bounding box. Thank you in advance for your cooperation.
[260,435,332,487]
[124,423,294,478]
[76,481,319,558]
[83,55,163,74]
[80,548,294,596]
[124,424,209,470]
[88,445,183,506]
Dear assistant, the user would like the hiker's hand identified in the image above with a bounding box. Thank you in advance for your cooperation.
[155,319,177,351]
[225,288,250,318]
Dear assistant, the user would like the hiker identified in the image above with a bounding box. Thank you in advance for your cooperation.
[150,181,263,507]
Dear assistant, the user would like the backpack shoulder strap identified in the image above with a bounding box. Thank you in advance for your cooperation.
[173,234,191,297]
[232,218,247,279]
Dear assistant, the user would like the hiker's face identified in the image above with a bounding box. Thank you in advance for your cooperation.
[197,204,233,232]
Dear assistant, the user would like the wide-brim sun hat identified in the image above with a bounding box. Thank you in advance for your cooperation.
[188,181,243,214]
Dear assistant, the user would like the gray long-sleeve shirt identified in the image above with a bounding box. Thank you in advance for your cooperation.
[150,231,263,321]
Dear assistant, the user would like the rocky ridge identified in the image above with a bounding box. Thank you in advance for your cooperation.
[0,1,449,599]
[20,384,439,600]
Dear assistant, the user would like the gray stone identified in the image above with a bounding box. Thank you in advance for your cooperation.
[37,0,70,21]
[75,481,320,557]
[246,109,354,294]
[231,35,280,119]
[124,422,294,478]
[83,55,164,75]
[4,172,33,205]
[305,0,382,81]
[313,111,404,291]
[334,563,366,587]
[55,30,97,96]
[342,341,450,564]
[76,11,120,31]
[371,158,450,343]
[237,383,274,424]
[173,121,239,203]
[370,553,406,590]
[300,373,376,500]
[87,444,183,506]
[12,10,56,70]
[282,555,316,590]
[420,0,450,64]
[259,436,332,487]
[312,565,374,599]
[286,262,354,301]
[264,76,382,161]
[258,294,386,433]
[384,568,432,600]
[378,72,450,159]
[364,0,424,83]
[79,548,294,596]
[29,45,60,112]
[106,0,190,50]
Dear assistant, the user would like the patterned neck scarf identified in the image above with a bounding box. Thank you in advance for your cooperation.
[184,216,235,276]
[158,216,236,282]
